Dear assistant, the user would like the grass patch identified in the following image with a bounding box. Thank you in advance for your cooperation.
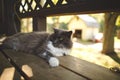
[70,38,120,68]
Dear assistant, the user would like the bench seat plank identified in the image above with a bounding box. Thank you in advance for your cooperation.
[59,56,120,80]
[3,49,86,80]
[0,52,22,80]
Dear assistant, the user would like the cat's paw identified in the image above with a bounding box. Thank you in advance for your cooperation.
[48,57,59,67]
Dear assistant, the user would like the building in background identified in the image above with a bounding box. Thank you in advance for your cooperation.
[68,15,100,41]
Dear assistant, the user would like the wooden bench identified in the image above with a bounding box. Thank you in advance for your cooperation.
[0,50,21,80]
[0,49,120,80]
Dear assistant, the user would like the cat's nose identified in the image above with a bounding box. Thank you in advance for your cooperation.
[59,44,64,48]
[53,40,57,44]
[63,53,66,56]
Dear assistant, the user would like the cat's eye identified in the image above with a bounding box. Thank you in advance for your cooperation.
[59,37,64,41]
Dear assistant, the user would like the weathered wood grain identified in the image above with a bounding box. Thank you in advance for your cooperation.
[0,52,22,80]
[3,49,86,80]
[59,55,120,80]
[2,49,120,80]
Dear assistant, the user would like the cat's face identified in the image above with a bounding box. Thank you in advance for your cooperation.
[49,28,73,49]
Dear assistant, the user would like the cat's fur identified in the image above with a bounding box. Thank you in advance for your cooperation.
[2,28,73,67]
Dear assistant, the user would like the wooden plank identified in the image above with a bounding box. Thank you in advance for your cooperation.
[0,52,22,80]
[59,56,120,80]
[3,49,86,80]
[33,16,46,31]
[16,0,120,18]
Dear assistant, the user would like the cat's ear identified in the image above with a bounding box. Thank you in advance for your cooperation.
[53,28,59,33]
[66,31,72,38]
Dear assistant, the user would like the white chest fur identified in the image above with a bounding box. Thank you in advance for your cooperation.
[47,41,70,56]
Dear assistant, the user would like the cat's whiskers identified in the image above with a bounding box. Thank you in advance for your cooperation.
[46,41,70,56]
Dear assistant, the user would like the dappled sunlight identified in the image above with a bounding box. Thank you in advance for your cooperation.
[21,18,33,33]
[0,67,15,80]
[70,38,120,68]
[114,37,120,52]
[0,65,33,80]
[21,65,33,79]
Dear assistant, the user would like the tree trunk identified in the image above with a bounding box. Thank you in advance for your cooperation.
[102,13,119,54]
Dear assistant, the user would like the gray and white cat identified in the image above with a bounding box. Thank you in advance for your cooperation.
[2,28,73,67]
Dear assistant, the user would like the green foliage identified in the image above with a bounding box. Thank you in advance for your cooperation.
[47,23,54,33]
[52,0,58,4]
[99,20,104,32]
[47,16,68,32]
[89,13,105,32]
[47,22,68,32]
[116,16,120,29]
[59,22,68,30]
